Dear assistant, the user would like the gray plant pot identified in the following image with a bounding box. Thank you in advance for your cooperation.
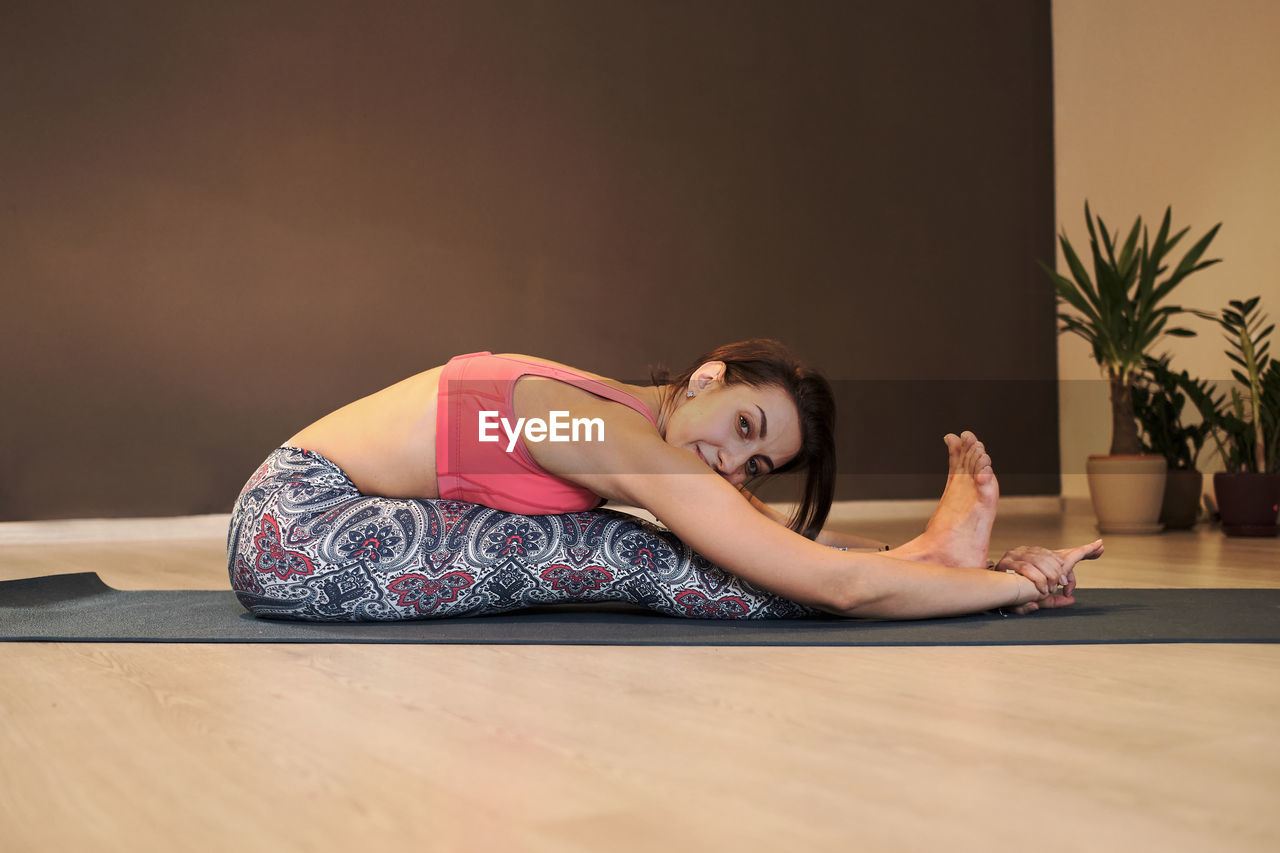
[1086,455,1167,534]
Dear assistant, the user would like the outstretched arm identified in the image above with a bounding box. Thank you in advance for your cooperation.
[650,473,1056,618]
[572,428,1091,619]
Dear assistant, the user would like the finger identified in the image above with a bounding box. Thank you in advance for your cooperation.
[1022,563,1050,596]
[1023,551,1066,592]
[1050,542,1098,593]
[1009,590,1076,616]
[1047,558,1072,594]
[1056,539,1104,571]
[1038,592,1076,610]
[1059,560,1080,594]
[1013,561,1051,596]
[1004,547,1070,591]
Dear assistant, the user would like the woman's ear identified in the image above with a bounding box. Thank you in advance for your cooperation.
[689,360,727,394]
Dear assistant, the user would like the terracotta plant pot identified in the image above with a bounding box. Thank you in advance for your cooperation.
[1086,455,1167,534]
[1213,472,1280,537]
[1160,468,1204,530]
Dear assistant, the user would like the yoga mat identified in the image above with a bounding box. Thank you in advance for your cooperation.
[2,573,1278,646]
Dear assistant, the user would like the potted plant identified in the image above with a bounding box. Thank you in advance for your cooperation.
[1190,298,1280,536]
[1132,355,1221,528]
[1044,203,1220,533]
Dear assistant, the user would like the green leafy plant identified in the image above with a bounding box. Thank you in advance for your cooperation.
[1195,297,1280,474]
[1132,355,1220,470]
[1043,203,1221,455]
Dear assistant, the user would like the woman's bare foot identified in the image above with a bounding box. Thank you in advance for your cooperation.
[888,431,999,568]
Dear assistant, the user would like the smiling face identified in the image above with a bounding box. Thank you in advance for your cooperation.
[663,362,804,486]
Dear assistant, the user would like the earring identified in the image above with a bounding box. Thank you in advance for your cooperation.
[686,390,695,398]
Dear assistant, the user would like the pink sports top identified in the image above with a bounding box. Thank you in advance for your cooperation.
[435,352,659,514]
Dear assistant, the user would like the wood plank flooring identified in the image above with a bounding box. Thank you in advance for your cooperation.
[1,504,1277,852]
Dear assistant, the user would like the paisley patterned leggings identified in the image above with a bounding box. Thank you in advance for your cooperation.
[227,447,819,620]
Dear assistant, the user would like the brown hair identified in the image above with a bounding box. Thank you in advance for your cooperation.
[653,339,836,540]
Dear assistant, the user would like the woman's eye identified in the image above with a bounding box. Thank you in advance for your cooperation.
[738,414,750,436]
[747,458,760,477]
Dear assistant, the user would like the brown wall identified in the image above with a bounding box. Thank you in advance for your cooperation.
[0,0,1056,520]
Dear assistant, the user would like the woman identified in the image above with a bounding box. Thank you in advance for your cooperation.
[227,340,1101,621]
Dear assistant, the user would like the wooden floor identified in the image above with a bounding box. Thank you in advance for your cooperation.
[2,504,1278,852]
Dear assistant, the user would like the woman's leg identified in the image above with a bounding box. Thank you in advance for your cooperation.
[227,447,820,621]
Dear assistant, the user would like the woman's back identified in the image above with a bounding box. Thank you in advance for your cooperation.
[285,366,445,498]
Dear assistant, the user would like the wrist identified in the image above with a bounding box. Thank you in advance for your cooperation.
[990,564,1036,605]
[1010,573,1037,605]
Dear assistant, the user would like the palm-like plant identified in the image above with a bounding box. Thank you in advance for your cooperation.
[1043,204,1221,455]
[1214,297,1279,473]
[1132,355,1221,470]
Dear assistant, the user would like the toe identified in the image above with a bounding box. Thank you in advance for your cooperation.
[964,440,986,472]
[944,434,962,469]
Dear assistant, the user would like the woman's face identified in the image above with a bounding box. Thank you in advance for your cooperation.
[664,364,803,487]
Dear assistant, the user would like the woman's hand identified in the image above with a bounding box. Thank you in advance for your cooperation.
[996,539,1104,614]
[996,545,1074,596]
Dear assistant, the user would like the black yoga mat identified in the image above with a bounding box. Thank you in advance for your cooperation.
[2,572,1278,646]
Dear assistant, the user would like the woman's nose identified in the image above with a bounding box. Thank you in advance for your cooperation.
[716,449,747,484]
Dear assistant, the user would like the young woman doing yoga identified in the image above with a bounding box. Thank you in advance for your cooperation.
[227,340,1102,621]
